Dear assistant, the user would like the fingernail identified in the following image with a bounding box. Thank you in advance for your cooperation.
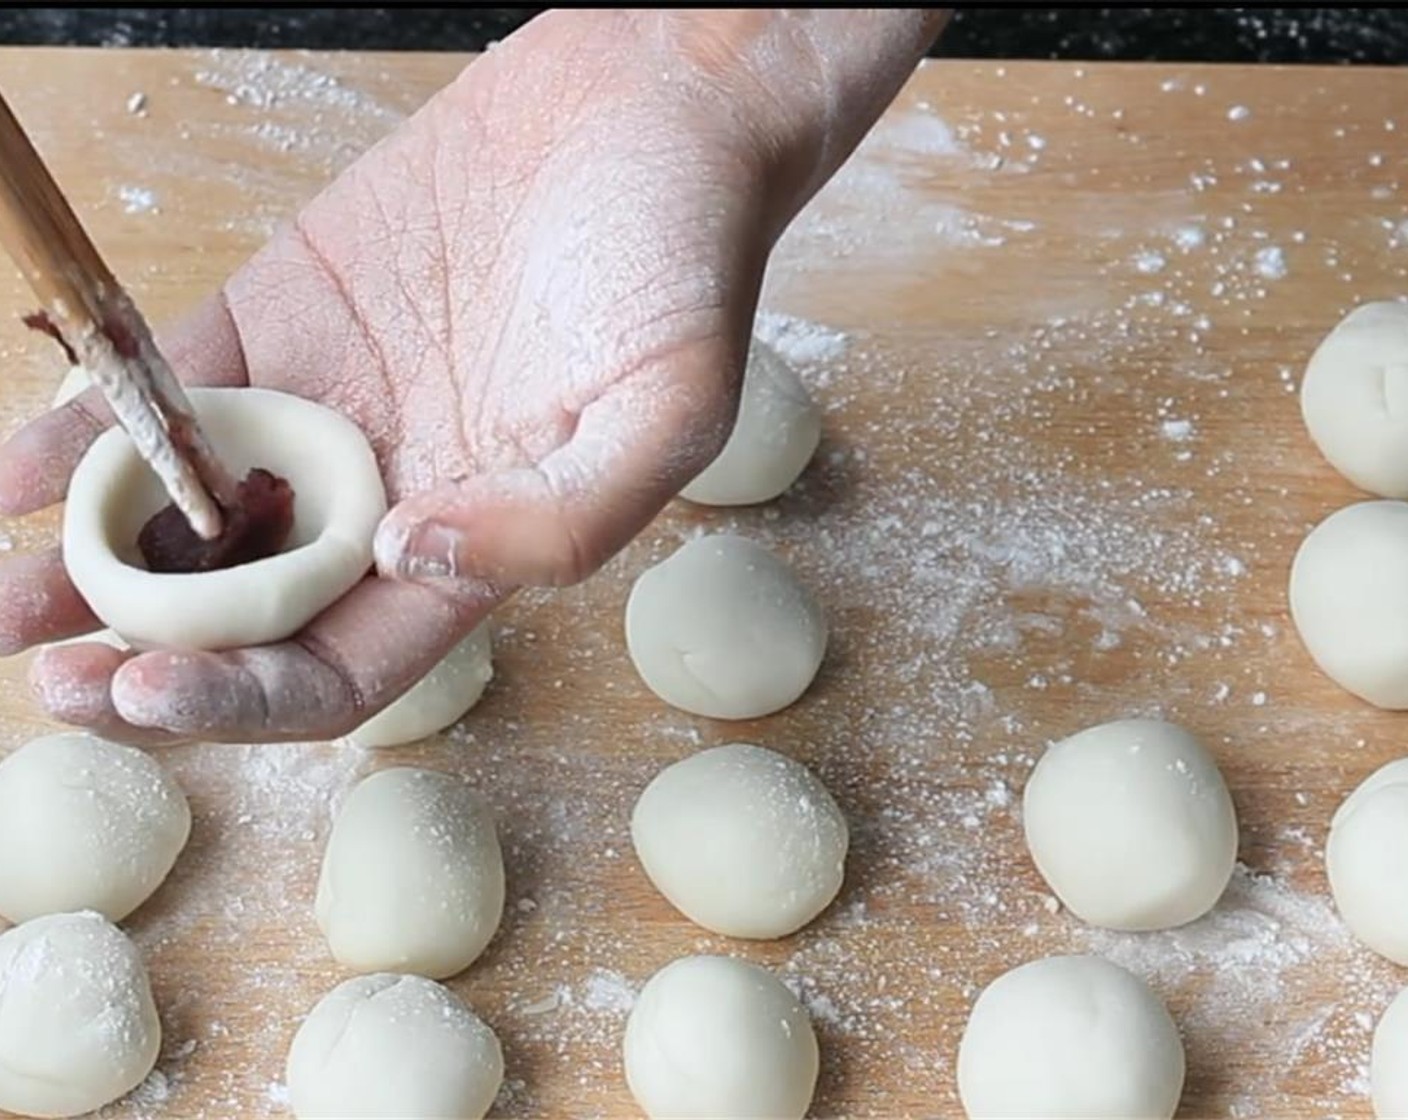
[395,521,464,581]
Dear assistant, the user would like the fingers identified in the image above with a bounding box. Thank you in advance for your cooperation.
[375,348,737,590]
[0,291,250,515]
[92,576,502,742]
[0,547,102,656]
[29,643,188,748]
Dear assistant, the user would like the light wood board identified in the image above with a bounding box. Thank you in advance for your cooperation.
[1,46,1407,1119]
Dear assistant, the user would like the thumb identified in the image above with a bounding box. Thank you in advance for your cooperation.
[374,357,736,591]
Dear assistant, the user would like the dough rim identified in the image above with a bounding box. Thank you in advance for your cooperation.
[63,387,387,650]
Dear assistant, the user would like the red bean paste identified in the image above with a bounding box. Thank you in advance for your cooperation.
[138,469,296,574]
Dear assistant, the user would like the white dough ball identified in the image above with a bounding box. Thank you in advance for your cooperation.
[0,912,161,1118]
[1022,718,1237,931]
[957,955,1184,1120]
[0,733,190,923]
[1289,500,1408,708]
[1327,759,1408,964]
[316,767,504,979]
[1373,984,1408,1117]
[1301,302,1408,497]
[631,743,847,939]
[624,955,818,1119]
[286,974,503,1120]
[64,387,387,651]
[345,625,494,749]
[680,337,821,506]
[625,534,827,720]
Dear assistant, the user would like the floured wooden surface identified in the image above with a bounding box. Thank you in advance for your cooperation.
[1,47,1406,1118]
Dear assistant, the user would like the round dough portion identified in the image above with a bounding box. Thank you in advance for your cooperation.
[1022,718,1237,931]
[345,625,493,749]
[0,912,161,1119]
[0,733,190,923]
[1327,760,1408,964]
[1373,984,1408,1118]
[1301,302,1408,497]
[1289,500,1408,708]
[316,767,504,979]
[957,955,1184,1120]
[625,534,827,720]
[286,974,503,1120]
[680,337,821,506]
[624,955,818,1119]
[631,743,848,939]
[64,387,387,650]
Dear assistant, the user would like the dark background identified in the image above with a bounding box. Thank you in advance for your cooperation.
[0,8,1405,64]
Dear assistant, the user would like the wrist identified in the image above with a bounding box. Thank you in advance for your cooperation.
[653,9,950,235]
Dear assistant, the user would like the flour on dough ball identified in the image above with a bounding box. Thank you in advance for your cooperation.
[1327,759,1408,965]
[0,912,160,1119]
[680,336,821,506]
[346,625,493,749]
[1289,500,1408,708]
[316,767,504,979]
[1373,984,1408,1118]
[631,743,847,939]
[1022,718,1237,931]
[957,955,1184,1120]
[625,534,827,720]
[64,387,386,651]
[286,974,503,1120]
[1302,302,1408,497]
[624,955,818,1119]
[0,733,190,923]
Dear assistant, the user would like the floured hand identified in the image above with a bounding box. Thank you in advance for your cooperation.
[0,9,946,742]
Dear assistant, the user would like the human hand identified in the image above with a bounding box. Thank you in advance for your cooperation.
[0,9,947,743]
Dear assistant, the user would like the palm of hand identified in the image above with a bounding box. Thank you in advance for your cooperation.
[231,13,765,584]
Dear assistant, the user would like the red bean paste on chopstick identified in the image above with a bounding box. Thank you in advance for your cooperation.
[138,468,295,574]
[23,309,297,573]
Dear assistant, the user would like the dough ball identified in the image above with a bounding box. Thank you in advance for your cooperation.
[957,955,1184,1120]
[53,365,89,407]
[64,387,387,650]
[345,625,493,749]
[1327,759,1408,964]
[1289,500,1408,708]
[316,767,504,979]
[631,743,847,938]
[624,955,818,1119]
[1022,718,1237,931]
[286,973,503,1120]
[0,733,190,923]
[1373,984,1408,1117]
[0,912,161,1118]
[1301,302,1408,497]
[625,534,827,720]
[680,336,821,506]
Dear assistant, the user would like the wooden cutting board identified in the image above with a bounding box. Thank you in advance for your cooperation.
[0,46,1405,1119]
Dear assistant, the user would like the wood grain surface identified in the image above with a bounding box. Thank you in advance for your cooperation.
[1,47,1406,1119]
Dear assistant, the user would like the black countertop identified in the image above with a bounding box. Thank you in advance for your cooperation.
[1,8,1406,65]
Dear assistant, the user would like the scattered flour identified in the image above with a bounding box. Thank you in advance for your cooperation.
[116,185,158,215]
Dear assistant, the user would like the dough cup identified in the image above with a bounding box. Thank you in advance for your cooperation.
[63,387,387,651]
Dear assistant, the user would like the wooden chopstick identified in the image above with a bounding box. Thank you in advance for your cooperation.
[0,88,237,541]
